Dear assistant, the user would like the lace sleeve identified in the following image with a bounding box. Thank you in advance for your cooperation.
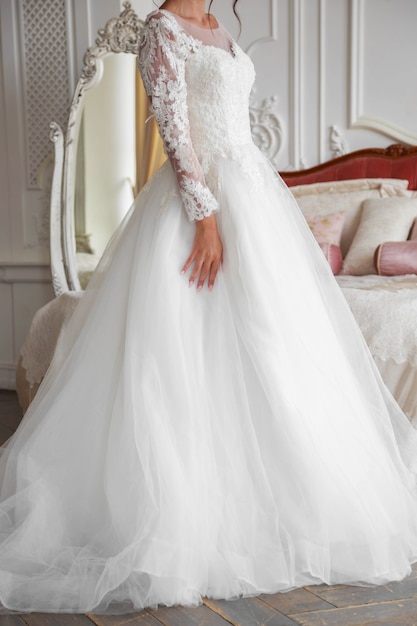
[138,13,219,222]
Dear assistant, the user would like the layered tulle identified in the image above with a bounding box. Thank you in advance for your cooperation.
[1,149,417,613]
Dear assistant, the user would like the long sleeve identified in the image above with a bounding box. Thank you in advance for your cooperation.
[138,14,219,222]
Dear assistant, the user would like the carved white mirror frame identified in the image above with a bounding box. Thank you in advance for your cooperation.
[49,2,144,295]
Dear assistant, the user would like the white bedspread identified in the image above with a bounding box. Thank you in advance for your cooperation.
[337,274,417,366]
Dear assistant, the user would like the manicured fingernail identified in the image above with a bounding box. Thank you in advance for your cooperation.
[189,279,194,287]
[208,284,213,291]
[180,269,185,275]
[197,285,202,292]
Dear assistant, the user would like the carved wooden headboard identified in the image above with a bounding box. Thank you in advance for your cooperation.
[280,144,417,190]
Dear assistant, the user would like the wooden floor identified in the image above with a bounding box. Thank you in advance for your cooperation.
[1,390,417,626]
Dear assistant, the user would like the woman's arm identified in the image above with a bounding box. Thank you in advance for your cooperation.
[138,13,223,289]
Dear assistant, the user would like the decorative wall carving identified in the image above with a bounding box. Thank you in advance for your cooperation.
[22,0,71,188]
[249,92,283,166]
[330,125,347,158]
[244,0,282,166]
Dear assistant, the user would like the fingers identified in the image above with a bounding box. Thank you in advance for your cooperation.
[186,257,221,291]
[182,254,219,291]
[196,260,211,291]
[181,220,223,291]
[207,259,221,291]
[181,251,195,277]
[188,256,207,288]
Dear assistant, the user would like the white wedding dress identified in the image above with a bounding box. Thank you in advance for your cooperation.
[2,9,417,614]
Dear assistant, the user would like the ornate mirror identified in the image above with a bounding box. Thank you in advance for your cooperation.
[49,2,144,295]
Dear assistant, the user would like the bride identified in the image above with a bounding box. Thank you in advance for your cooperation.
[1,0,417,614]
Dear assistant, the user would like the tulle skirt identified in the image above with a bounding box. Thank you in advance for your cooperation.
[2,147,417,613]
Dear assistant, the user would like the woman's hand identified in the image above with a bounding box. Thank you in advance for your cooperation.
[181,214,223,291]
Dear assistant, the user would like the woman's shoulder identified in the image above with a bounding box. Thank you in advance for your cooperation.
[144,9,177,28]
[141,9,174,33]
[140,10,181,46]
[145,9,223,32]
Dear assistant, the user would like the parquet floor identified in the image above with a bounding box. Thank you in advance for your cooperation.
[1,389,417,626]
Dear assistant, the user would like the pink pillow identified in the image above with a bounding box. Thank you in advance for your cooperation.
[319,243,343,275]
[374,241,417,276]
[307,211,347,246]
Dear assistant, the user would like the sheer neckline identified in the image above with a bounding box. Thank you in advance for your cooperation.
[159,8,220,31]
[156,9,236,58]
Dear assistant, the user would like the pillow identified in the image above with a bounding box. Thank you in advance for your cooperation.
[378,185,417,199]
[410,218,417,240]
[307,211,346,246]
[290,178,409,197]
[374,241,417,276]
[295,184,414,256]
[319,243,343,275]
[296,188,382,255]
[342,197,417,275]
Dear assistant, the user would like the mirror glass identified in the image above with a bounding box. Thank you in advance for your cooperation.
[74,52,137,288]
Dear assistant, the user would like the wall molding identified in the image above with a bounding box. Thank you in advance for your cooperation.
[270,0,278,40]
[318,0,326,162]
[349,0,417,145]
[249,93,283,166]
[0,363,16,390]
[352,116,417,146]
[245,0,281,164]
[330,125,347,157]
[0,264,51,284]
[289,0,303,169]
[349,0,364,127]
[246,0,278,56]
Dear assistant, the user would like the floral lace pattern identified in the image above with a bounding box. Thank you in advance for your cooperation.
[340,276,417,366]
[138,12,219,221]
[138,11,257,221]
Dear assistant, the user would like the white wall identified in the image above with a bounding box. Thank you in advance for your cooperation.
[0,0,416,388]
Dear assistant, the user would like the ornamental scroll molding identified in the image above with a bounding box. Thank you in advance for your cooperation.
[330,125,347,158]
[246,22,283,167]
[80,1,144,85]
[249,92,283,167]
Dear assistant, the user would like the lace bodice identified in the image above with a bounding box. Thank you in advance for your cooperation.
[138,10,255,221]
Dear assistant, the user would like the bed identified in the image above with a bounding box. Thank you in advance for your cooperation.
[16,144,417,421]
[281,143,417,423]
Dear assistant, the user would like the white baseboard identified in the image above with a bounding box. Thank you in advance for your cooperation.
[0,363,16,390]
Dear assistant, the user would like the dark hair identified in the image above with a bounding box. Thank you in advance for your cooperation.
[208,0,241,32]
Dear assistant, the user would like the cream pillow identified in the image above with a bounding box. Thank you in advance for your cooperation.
[380,186,417,198]
[342,197,417,275]
[290,178,409,197]
[295,184,412,256]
